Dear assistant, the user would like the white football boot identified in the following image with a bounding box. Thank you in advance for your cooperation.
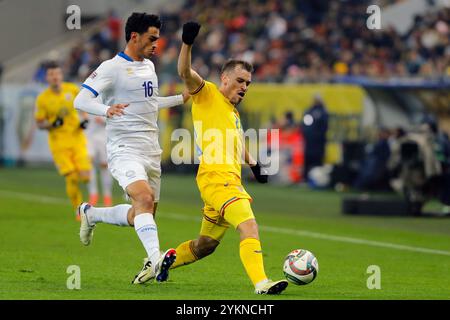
[78,202,96,246]
[132,258,153,284]
[255,279,288,295]
[132,248,177,284]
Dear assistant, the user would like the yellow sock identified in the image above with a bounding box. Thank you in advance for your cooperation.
[239,238,268,286]
[170,240,198,269]
[65,172,82,209]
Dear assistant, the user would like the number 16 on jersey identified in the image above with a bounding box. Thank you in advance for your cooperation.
[142,81,153,97]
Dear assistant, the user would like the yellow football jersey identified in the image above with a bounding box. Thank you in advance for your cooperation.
[191,81,244,178]
[35,82,85,150]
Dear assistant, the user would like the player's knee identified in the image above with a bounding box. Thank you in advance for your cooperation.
[78,171,90,183]
[237,219,259,240]
[196,237,219,258]
[133,191,155,210]
[65,171,79,183]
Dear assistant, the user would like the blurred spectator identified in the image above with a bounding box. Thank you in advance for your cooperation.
[166,81,185,130]
[301,94,329,179]
[107,10,122,54]
[435,130,450,205]
[387,127,407,173]
[353,127,392,191]
[386,118,445,213]
[269,111,304,185]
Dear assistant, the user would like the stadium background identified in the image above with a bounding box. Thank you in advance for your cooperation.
[2,0,449,171]
[0,0,450,300]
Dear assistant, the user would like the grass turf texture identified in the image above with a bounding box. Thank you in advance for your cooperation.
[0,167,449,300]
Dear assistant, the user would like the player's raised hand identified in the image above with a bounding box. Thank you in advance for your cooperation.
[182,22,201,45]
[106,103,129,118]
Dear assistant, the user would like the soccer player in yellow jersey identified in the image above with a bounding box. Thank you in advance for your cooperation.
[173,22,288,294]
[35,62,92,215]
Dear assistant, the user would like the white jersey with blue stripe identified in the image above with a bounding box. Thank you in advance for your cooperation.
[82,52,161,159]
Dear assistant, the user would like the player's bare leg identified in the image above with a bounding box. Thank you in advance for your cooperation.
[78,182,154,242]
[78,170,90,184]
[78,180,175,282]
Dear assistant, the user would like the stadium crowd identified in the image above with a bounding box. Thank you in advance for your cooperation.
[34,0,450,84]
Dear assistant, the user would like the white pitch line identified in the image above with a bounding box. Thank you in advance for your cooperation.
[260,225,450,257]
[161,213,450,257]
[0,190,68,205]
[2,189,450,257]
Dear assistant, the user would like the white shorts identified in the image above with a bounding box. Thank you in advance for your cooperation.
[109,154,161,202]
[88,135,107,164]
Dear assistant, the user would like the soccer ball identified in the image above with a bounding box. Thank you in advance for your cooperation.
[283,249,319,285]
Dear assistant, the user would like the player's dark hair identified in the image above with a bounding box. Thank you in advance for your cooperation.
[44,61,60,71]
[220,59,254,75]
[125,12,162,42]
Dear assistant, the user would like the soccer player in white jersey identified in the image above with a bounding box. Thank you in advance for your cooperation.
[74,13,187,284]
[85,114,113,206]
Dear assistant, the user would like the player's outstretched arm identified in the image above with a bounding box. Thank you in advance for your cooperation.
[157,91,190,110]
[178,22,204,93]
[74,88,128,118]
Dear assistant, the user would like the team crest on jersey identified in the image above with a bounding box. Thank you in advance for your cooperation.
[89,71,97,79]
[126,67,134,75]
[65,93,72,101]
[58,107,69,117]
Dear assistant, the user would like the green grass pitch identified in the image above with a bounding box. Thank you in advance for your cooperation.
[0,167,449,300]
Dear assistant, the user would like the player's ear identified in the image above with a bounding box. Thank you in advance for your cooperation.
[220,73,228,86]
[131,32,139,42]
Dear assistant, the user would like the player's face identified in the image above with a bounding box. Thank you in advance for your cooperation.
[136,27,160,59]
[46,67,63,89]
[221,66,252,106]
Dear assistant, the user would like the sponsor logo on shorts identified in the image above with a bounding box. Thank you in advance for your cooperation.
[126,170,136,178]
